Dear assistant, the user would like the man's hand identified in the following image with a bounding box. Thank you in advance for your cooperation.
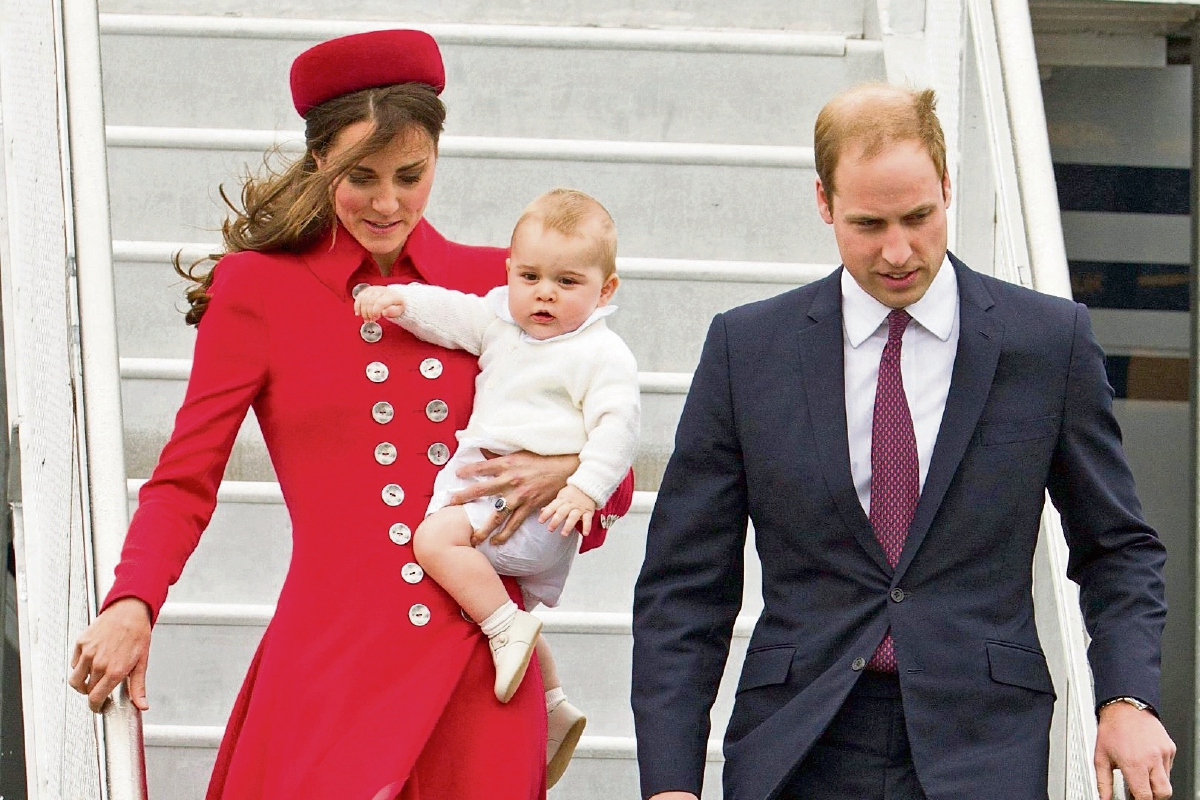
[539,484,597,537]
[68,596,152,713]
[353,286,406,321]
[1095,700,1175,799]
[450,451,579,545]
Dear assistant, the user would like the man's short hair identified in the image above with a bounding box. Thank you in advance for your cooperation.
[814,83,947,205]
[513,188,618,278]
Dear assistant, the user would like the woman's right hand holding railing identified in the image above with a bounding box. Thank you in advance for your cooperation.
[69,595,153,713]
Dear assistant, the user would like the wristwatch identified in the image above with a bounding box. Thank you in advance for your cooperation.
[1099,696,1154,714]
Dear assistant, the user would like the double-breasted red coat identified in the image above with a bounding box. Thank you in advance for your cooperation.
[104,219,630,799]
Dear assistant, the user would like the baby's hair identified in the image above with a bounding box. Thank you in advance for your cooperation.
[513,188,618,277]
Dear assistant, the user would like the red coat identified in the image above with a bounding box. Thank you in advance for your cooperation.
[105,220,632,799]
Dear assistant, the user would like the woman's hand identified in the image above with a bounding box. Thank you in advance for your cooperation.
[68,596,152,713]
[450,451,579,545]
[539,485,597,537]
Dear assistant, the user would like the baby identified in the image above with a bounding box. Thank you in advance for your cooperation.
[354,188,640,787]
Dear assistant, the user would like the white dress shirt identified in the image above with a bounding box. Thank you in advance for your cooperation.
[842,256,960,515]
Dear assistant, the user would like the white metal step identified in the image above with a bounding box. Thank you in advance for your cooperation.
[110,238,836,372]
[98,16,882,145]
[104,139,837,266]
[96,0,868,34]
[143,726,730,800]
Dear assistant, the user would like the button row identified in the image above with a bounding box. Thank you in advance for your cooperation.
[358,321,449,628]
[366,358,444,384]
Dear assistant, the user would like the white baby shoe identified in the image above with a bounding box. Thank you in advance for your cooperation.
[546,699,587,789]
[488,609,542,703]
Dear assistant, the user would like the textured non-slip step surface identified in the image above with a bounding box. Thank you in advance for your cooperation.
[100,27,882,145]
[113,252,833,372]
[121,368,687,490]
[105,144,839,264]
[98,0,868,34]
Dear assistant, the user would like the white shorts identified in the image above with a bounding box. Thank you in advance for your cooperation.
[426,446,578,608]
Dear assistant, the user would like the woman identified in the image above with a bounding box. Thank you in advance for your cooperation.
[67,30,632,799]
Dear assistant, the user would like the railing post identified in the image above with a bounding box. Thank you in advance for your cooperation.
[59,0,146,796]
[1190,20,1200,800]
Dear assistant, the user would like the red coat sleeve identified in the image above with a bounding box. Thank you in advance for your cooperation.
[103,255,269,622]
[582,468,635,553]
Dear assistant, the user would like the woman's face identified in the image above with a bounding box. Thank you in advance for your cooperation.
[320,120,438,270]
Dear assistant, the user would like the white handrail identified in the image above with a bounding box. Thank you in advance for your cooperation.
[965,2,1115,799]
[992,0,1072,299]
[60,0,147,797]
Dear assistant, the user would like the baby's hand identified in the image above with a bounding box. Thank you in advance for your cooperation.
[539,485,597,537]
[354,286,406,322]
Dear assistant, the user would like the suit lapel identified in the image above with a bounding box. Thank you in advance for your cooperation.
[894,257,1002,581]
[796,271,890,573]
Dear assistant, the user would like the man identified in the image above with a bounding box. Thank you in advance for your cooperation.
[631,84,1174,800]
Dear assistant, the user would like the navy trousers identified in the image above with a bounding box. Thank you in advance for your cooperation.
[777,672,928,800]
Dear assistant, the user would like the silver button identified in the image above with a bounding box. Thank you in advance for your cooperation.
[427,442,451,466]
[401,562,425,584]
[408,604,431,626]
[352,282,371,298]
[890,588,906,603]
[366,362,389,383]
[851,657,866,672]
[420,358,443,379]
[361,321,383,343]
[382,484,405,506]
[375,442,398,466]
[425,399,449,423]
[372,402,395,424]
[389,523,412,546]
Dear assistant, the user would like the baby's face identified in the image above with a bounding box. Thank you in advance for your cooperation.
[506,224,618,341]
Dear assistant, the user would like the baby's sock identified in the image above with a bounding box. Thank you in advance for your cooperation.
[479,600,518,638]
[545,687,567,715]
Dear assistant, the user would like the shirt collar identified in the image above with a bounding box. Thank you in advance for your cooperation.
[488,286,618,344]
[840,254,957,348]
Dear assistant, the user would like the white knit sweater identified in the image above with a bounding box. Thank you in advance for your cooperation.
[389,284,640,505]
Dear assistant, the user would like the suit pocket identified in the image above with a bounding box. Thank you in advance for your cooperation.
[986,641,1055,695]
[977,415,1060,446]
[736,645,795,694]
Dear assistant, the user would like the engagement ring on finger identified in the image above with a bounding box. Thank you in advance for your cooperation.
[494,497,511,514]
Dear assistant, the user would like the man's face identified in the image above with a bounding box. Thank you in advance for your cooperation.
[816,139,952,309]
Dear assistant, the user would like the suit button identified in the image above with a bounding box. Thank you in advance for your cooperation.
[408,604,431,626]
[372,402,395,424]
[851,657,866,672]
[375,442,398,465]
[428,442,450,465]
[366,361,389,383]
[352,282,371,298]
[890,588,906,603]
[401,563,425,584]
[382,484,405,506]
[360,321,383,343]
[420,358,443,379]
[389,523,412,545]
[426,399,449,423]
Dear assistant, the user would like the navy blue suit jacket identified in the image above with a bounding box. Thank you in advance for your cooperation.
[631,255,1167,800]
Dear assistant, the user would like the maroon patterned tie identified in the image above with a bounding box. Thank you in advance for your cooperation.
[866,309,918,672]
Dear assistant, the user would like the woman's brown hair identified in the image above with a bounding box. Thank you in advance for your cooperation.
[175,83,446,325]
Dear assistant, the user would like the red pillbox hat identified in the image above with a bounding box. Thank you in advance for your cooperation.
[290,29,445,117]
